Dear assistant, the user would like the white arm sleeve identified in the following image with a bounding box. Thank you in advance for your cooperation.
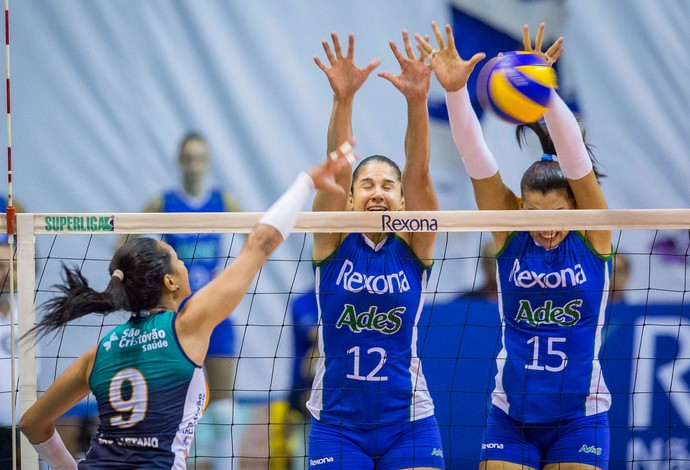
[258,172,315,240]
[32,430,78,470]
[543,92,592,180]
[445,86,498,179]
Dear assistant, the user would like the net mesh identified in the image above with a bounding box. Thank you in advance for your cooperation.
[10,211,690,469]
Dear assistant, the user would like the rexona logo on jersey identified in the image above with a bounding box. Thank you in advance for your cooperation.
[508,259,587,288]
[336,259,410,294]
[381,214,438,232]
[44,215,114,232]
[515,299,582,326]
[336,304,404,334]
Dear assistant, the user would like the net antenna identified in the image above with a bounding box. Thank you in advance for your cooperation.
[4,0,17,469]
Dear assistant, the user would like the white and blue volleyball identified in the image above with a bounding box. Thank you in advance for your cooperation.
[477,52,557,125]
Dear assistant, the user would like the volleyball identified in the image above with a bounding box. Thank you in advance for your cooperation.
[477,51,557,125]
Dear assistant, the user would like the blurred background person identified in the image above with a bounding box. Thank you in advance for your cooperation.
[284,289,319,468]
[461,241,498,303]
[609,252,631,304]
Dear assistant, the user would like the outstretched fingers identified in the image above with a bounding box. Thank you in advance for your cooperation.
[401,30,416,59]
[417,22,458,62]
[323,36,337,64]
[345,33,355,60]
[444,23,456,51]
[431,21,445,51]
[522,23,538,52]
[313,34,339,72]
[534,22,545,52]
[545,37,565,64]
[414,33,433,58]
[468,52,487,68]
[388,39,406,67]
[523,22,564,66]
[331,32,345,60]
[317,32,353,65]
[313,54,328,73]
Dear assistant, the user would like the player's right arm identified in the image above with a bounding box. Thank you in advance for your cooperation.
[312,32,379,261]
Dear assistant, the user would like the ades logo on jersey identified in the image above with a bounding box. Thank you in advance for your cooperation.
[336,259,410,294]
[508,259,587,289]
[515,299,582,326]
[336,304,404,334]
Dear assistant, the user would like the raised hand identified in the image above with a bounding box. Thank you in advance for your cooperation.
[415,22,485,92]
[378,30,432,102]
[308,139,358,195]
[523,22,564,66]
[314,33,381,100]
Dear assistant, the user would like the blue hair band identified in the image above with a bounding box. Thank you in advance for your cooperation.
[541,153,554,161]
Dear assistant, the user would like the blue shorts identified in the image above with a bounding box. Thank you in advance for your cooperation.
[308,415,445,470]
[480,406,610,469]
[206,317,236,357]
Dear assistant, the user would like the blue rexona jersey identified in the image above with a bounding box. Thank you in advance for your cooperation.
[83,311,207,469]
[162,188,224,292]
[307,233,435,427]
[494,231,612,423]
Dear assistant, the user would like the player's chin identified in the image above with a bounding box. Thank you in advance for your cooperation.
[532,232,566,250]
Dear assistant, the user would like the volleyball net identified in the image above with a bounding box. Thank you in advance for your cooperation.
[7,209,690,469]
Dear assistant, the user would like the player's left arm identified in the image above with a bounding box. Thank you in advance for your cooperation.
[545,92,607,219]
[379,30,438,262]
[526,23,611,256]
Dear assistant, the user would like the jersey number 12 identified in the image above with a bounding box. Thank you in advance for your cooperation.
[346,346,388,381]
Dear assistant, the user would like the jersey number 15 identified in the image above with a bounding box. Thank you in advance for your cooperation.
[525,336,568,372]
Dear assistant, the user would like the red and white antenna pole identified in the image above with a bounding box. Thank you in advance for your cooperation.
[5,1,17,469]
[4,0,12,231]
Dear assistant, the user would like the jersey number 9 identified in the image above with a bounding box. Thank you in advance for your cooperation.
[109,367,148,428]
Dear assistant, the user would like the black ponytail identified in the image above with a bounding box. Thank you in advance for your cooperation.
[31,265,120,339]
[30,237,172,339]
[515,121,604,198]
